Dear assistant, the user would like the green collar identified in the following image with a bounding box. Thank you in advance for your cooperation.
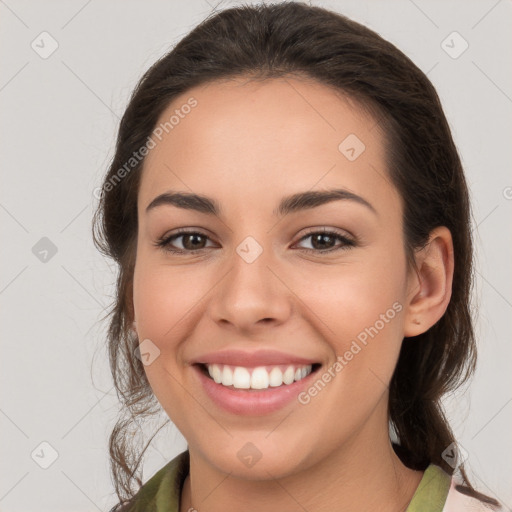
[126,450,451,512]
[126,450,189,512]
[405,464,451,511]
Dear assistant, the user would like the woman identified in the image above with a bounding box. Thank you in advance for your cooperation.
[93,2,503,510]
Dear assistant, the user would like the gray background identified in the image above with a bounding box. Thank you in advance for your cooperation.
[1,0,511,510]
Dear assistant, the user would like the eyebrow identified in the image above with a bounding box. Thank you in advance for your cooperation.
[145,189,377,217]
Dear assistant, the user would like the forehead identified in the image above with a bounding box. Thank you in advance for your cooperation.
[138,76,398,219]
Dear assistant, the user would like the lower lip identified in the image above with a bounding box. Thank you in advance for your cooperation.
[194,365,319,415]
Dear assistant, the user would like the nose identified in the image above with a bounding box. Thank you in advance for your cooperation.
[207,238,292,333]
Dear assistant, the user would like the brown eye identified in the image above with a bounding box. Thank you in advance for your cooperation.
[155,228,356,255]
[155,230,215,253]
[295,229,356,254]
[180,233,208,250]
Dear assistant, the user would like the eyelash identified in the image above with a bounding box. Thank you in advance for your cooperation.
[154,228,356,255]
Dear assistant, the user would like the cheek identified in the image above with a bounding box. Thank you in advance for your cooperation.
[132,250,209,344]
[311,249,407,386]
[313,257,405,339]
[295,272,405,435]
[132,254,206,426]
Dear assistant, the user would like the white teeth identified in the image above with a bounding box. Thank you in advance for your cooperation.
[250,367,269,389]
[232,367,251,389]
[269,367,283,387]
[221,365,233,386]
[206,363,313,390]
[283,366,295,385]
[211,364,222,383]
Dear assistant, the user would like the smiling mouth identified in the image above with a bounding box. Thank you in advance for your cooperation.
[197,362,322,391]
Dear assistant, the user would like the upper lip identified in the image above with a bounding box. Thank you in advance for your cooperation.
[192,349,319,367]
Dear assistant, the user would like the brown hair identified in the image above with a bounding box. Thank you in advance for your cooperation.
[92,1,499,508]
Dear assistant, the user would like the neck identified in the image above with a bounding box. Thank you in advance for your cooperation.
[180,419,424,512]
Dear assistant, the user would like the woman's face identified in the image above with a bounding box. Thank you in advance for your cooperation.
[133,76,412,478]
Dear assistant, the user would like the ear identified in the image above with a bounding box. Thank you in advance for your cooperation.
[403,226,454,337]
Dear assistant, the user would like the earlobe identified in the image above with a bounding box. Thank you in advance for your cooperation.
[403,226,454,337]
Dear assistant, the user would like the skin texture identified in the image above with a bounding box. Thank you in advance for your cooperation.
[131,76,454,512]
